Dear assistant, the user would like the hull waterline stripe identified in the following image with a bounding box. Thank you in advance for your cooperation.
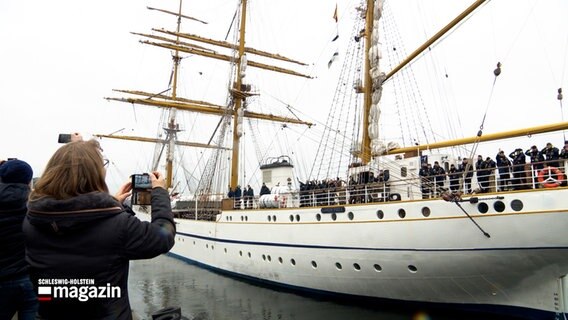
[175,231,568,252]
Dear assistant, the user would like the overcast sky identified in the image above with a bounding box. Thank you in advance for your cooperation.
[1,0,567,193]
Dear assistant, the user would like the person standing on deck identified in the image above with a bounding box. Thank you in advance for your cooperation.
[418,162,431,199]
[234,185,242,209]
[541,142,560,168]
[496,150,512,191]
[431,161,446,197]
[448,164,460,192]
[458,158,473,194]
[525,145,545,185]
[509,148,527,190]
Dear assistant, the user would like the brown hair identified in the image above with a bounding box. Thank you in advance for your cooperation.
[30,140,108,200]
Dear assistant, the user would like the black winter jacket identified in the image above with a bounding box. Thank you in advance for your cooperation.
[23,187,175,320]
[0,183,30,281]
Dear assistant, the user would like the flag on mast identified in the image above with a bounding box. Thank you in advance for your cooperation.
[333,3,338,23]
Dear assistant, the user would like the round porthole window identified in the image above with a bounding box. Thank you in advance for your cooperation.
[494,201,505,213]
[478,202,489,214]
[421,207,431,217]
[511,199,523,212]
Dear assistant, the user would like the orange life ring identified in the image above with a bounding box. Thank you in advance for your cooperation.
[537,166,566,188]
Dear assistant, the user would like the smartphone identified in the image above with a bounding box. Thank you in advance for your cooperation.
[132,173,152,190]
[58,134,72,143]
[131,174,151,206]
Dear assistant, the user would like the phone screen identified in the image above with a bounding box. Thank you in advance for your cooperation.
[132,174,152,190]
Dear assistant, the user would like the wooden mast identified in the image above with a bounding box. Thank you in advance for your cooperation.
[230,0,248,190]
[100,1,313,196]
[163,0,184,189]
[359,0,375,165]
[360,0,487,163]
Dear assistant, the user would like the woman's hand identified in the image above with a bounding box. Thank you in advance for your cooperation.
[114,181,132,203]
[150,171,167,190]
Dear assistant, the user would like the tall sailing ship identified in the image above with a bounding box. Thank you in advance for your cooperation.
[98,0,568,318]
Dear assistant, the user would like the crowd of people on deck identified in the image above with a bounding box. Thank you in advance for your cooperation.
[419,141,568,198]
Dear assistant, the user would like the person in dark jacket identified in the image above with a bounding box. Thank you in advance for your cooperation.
[260,183,270,196]
[431,161,446,196]
[23,140,176,320]
[495,150,512,191]
[509,148,527,190]
[458,158,474,194]
[0,159,38,320]
[447,164,460,192]
[418,162,431,199]
[541,142,560,168]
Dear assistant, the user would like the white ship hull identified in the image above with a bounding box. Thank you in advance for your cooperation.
[140,188,568,319]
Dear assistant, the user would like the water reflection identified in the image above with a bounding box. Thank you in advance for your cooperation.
[128,255,512,320]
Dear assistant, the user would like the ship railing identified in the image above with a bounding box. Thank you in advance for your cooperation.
[216,159,568,211]
[298,182,394,207]
[420,158,568,199]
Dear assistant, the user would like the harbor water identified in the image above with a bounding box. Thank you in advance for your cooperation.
[128,255,520,320]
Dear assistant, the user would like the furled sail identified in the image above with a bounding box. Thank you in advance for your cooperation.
[368,0,396,156]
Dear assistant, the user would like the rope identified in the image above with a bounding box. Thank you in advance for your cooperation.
[466,62,501,163]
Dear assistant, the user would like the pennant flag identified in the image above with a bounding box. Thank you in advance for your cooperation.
[328,51,339,68]
[333,4,338,23]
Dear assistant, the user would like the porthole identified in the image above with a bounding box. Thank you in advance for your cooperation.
[239,250,243,256]
[353,263,361,271]
[348,211,354,220]
[247,252,251,258]
[262,254,266,261]
[316,214,321,221]
[511,199,523,211]
[272,215,277,222]
[226,216,229,221]
[421,207,431,217]
[206,244,209,249]
[230,216,233,221]
[494,201,505,212]
[335,262,342,270]
[211,245,214,250]
[398,209,406,219]
[295,214,301,222]
[374,264,382,272]
[478,202,489,214]
[331,213,337,221]
[240,216,244,221]
[290,258,296,266]
[377,210,384,219]
[311,261,318,269]
[289,215,294,222]
[193,241,196,245]
[245,216,248,221]
[278,257,283,264]
[267,255,272,262]
[408,265,418,273]
[268,215,272,222]
[224,248,227,253]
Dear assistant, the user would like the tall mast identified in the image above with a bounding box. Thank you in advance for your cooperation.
[360,0,487,162]
[229,0,248,190]
[360,0,375,165]
[164,0,184,189]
